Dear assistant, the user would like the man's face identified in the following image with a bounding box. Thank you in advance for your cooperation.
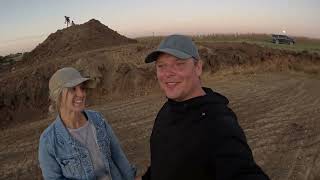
[156,53,203,102]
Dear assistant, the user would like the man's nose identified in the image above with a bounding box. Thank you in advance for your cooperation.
[163,65,176,77]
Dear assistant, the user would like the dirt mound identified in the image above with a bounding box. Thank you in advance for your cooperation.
[0,64,55,128]
[72,56,156,101]
[0,19,142,129]
[198,42,320,73]
[1,39,320,129]
[23,19,137,63]
[0,48,156,129]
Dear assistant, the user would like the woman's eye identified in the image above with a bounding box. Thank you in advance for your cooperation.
[69,87,76,92]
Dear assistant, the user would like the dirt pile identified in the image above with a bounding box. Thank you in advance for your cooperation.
[198,42,320,74]
[1,37,320,129]
[23,19,137,63]
[0,65,55,128]
[0,49,156,129]
[0,19,144,129]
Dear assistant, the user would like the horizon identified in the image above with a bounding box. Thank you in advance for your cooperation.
[1,0,319,56]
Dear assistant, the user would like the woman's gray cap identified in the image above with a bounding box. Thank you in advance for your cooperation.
[145,34,200,63]
[49,67,90,97]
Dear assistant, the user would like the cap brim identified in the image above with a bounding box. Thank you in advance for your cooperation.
[145,48,192,63]
[64,78,90,88]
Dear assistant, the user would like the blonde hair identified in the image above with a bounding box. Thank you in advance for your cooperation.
[48,87,65,114]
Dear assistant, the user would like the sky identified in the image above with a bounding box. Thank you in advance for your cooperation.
[0,0,319,56]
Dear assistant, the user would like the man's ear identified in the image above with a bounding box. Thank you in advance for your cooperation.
[195,59,203,76]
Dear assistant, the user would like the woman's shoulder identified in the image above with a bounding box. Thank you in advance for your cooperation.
[39,118,59,143]
[84,109,108,124]
[84,109,99,115]
[84,109,102,120]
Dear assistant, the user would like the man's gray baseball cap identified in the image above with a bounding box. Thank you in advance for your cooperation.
[145,34,200,63]
[49,67,90,98]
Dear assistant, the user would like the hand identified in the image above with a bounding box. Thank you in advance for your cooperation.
[135,176,142,180]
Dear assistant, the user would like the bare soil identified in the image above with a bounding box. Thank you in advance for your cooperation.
[1,72,320,179]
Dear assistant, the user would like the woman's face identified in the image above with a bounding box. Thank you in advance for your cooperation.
[59,83,86,113]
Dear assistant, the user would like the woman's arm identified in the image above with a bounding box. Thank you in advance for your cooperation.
[99,113,137,179]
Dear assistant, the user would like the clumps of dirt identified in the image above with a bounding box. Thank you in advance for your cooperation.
[0,64,56,128]
[0,51,156,129]
[73,56,156,101]
[198,42,320,74]
[23,19,137,64]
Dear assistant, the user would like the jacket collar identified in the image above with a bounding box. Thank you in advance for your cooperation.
[167,87,229,111]
[54,110,97,146]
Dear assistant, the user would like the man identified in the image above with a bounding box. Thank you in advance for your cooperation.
[140,35,270,180]
[64,16,70,27]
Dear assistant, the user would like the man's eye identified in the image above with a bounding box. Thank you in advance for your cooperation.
[80,85,86,91]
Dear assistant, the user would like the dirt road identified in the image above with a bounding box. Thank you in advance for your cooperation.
[1,72,320,179]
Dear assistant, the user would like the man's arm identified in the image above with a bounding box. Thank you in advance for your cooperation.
[141,166,151,180]
[209,110,270,180]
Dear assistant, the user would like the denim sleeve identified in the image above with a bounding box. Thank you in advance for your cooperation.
[38,135,67,180]
[99,113,137,179]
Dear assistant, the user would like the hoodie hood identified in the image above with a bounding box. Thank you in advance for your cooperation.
[167,87,229,111]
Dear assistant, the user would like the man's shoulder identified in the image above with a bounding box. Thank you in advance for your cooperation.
[157,101,170,113]
[204,103,245,139]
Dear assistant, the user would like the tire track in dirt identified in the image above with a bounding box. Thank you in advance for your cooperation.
[208,73,320,180]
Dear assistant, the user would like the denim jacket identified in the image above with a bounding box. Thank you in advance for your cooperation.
[39,110,136,180]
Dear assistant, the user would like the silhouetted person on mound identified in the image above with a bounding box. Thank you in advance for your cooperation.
[71,20,75,26]
[64,16,70,27]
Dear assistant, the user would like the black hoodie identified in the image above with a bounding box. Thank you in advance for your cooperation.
[142,87,269,180]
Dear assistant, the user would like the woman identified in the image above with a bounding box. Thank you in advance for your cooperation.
[39,67,136,180]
